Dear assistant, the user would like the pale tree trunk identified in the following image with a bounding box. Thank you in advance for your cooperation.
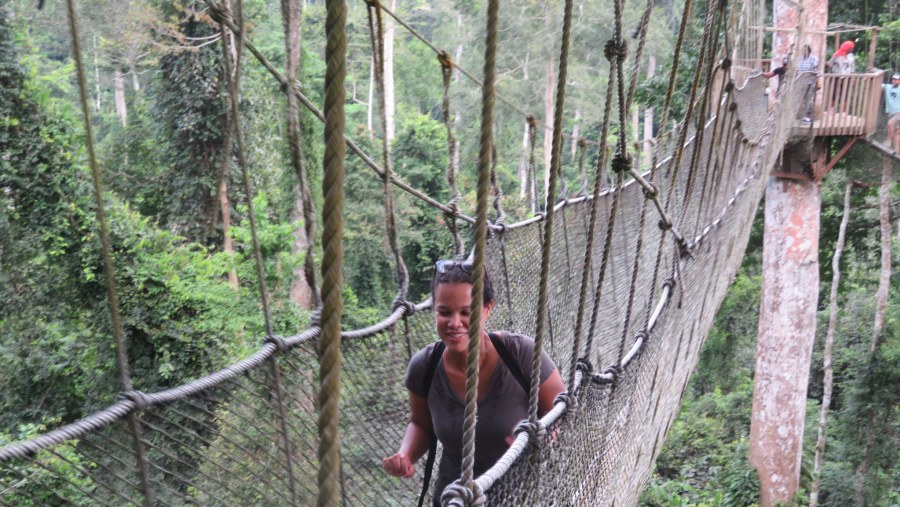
[367,57,374,133]
[283,0,315,309]
[114,68,127,127]
[643,55,656,160]
[455,14,464,83]
[809,182,852,507]
[751,170,820,506]
[219,178,239,290]
[383,0,396,141]
[570,108,580,161]
[853,156,893,506]
[93,33,101,111]
[129,60,140,92]
[519,118,529,199]
[543,57,554,208]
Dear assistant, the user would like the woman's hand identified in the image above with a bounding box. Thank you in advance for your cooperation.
[383,452,416,478]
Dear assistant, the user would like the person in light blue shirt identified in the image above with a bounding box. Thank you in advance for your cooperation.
[883,74,900,148]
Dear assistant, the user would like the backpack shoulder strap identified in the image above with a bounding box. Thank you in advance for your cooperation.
[489,332,530,393]
[417,341,444,507]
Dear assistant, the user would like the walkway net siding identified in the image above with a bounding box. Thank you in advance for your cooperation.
[0,1,816,505]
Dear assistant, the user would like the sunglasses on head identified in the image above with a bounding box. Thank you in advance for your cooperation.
[435,259,473,274]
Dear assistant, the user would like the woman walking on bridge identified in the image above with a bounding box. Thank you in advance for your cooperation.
[383,259,566,506]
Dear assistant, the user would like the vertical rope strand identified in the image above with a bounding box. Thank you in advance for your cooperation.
[64,1,153,505]
[458,0,500,494]
[438,52,465,256]
[568,60,617,391]
[318,0,348,503]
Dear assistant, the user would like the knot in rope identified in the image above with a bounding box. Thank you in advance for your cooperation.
[642,183,659,199]
[593,364,623,385]
[308,308,322,329]
[633,330,649,343]
[657,218,673,231]
[729,101,738,112]
[513,419,547,444]
[662,276,677,291]
[576,357,594,375]
[441,481,486,507]
[724,81,735,93]
[391,297,417,317]
[206,1,231,25]
[119,390,151,412]
[265,334,290,352]
[603,38,628,62]
[437,50,454,71]
[720,57,732,71]
[554,391,578,415]
[611,151,633,174]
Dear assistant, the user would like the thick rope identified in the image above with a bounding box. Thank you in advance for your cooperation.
[453,0,500,501]
[318,0,348,503]
[530,0,575,428]
[64,0,153,504]
[366,0,410,304]
[527,116,539,213]
[568,63,617,391]
[281,0,320,308]
[438,51,465,255]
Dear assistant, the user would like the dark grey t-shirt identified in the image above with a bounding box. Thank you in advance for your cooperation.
[405,332,557,505]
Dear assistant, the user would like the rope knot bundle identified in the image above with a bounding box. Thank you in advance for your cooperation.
[720,57,732,71]
[633,330,649,343]
[119,390,150,411]
[391,297,417,316]
[265,334,290,352]
[514,419,547,444]
[437,50,454,71]
[603,38,628,62]
[642,183,659,199]
[596,364,624,385]
[441,481,486,507]
[657,218,673,231]
[662,276,677,291]
[554,391,578,415]
[611,151,632,174]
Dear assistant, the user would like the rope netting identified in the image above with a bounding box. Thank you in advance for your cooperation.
[0,0,822,504]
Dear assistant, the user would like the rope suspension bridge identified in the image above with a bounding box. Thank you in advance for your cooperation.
[2,0,894,505]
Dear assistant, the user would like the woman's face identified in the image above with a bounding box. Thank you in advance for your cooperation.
[434,282,493,354]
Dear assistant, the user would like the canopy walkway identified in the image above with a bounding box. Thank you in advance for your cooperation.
[2,0,894,505]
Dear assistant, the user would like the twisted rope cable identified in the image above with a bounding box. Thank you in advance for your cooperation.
[366,0,410,304]
[529,0,575,457]
[458,0,499,496]
[438,51,465,255]
[281,0,320,308]
[318,0,348,503]
[64,1,153,504]
[203,0,476,226]
[567,55,617,392]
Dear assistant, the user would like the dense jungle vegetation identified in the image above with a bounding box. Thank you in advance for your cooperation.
[0,0,897,504]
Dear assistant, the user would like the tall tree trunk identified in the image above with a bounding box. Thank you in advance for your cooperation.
[519,118,529,199]
[751,171,820,507]
[219,178,239,290]
[114,68,127,127]
[367,56,374,133]
[853,154,893,506]
[543,57,554,208]
[809,182,852,507]
[643,55,656,160]
[92,33,101,111]
[282,0,316,309]
[570,107,580,161]
[455,14,464,83]
[383,0,396,141]
[129,60,140,92]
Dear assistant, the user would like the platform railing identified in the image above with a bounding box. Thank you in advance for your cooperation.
[818,69,885,136]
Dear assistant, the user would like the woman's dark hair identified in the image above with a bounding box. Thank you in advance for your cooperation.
[431,262,495,306]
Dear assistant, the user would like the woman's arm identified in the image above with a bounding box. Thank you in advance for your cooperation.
[537,369,566,416]
[383,392,432,478]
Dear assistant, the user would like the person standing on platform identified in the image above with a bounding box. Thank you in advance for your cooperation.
[883,73,900,149]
